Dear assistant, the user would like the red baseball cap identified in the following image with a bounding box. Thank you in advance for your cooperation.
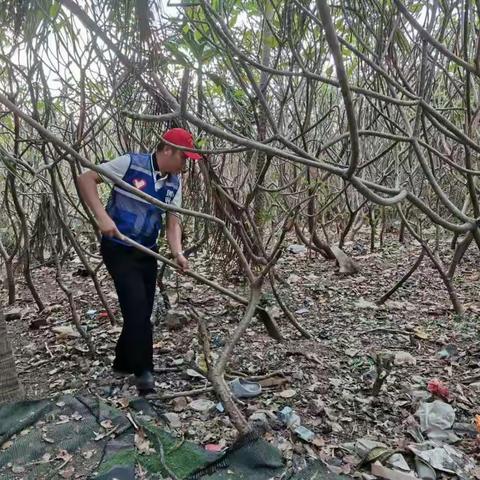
[162,128,202,160]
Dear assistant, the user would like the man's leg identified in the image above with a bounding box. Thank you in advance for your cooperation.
[140,250,158,326]
[132,250,158,392]
[101,240,154,376]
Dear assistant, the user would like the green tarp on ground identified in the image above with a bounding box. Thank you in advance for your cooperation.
[0,395,349,479]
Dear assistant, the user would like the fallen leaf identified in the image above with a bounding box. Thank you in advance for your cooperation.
[163,412,181,428]
[355,298,378,309]
[42,434,55,444]
[413,327,429,340]
[278,389,297,398]
[287,274,302,284]
[259,376,288,388]
[51,325,80,338]
[135,430,155,455]
[55,415,70,425]
[59,466,75,479]
[100,419,113,430]
[82,450,95,460]
[345,348,359,358]
[186,368,205,379]
[312,436,325,447]
[1,441,13,450]
[189,399,215,412]
[172,396,188,412]
[394,351,416,366]
[116,398,130,408]
[40,453,52,463]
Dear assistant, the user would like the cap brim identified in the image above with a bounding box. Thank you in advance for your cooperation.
[186,151,202,160]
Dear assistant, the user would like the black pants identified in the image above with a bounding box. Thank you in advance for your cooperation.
[101,238,157,375]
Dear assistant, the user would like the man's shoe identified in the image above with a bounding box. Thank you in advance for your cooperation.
[135,371,155,394]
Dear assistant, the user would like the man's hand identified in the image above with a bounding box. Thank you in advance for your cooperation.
[97,214,121,238]
[175,253,189,272]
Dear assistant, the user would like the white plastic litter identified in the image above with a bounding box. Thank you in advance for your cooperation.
[408,441,476,479]
[416,400,455,431]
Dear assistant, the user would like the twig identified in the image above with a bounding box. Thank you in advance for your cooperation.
[461,374,480,385]
[153,429,179,480]
[45,458,71,480]
[269,271,313,339]
[190,306,212,372]
[167,433,185,454]
[94,424,119,442]
[228,370,287,381]
[371,352,394,396]
[45,342,54,359]
[376,248,425,304]
[360,327,411,336]
[126,412,139,430]
[153,387,214,400]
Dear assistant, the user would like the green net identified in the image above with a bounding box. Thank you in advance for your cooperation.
[0,395,349,479]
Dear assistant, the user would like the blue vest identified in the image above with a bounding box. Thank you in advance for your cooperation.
[105,153,180,248]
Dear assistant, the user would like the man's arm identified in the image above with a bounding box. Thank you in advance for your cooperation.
[77,170,120,238]
[166,213,189,271]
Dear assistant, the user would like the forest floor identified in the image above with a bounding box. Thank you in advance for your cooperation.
[2,233,480,478]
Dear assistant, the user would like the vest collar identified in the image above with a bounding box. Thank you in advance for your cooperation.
[151,152,168,181]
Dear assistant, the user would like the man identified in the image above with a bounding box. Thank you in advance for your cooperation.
[78,128,201,394]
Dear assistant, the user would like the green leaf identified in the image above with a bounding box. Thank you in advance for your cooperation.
[242,30,254,49]
[50,2,61,18]
[264,35,278,49]
[164,40,191,67]
[335,18,344,33]
[2,115,14,131]
[196,138,207,148]
[411,3,423,13]
[201,47,216,63]
[229,12,239,28]
[395,30,411,54]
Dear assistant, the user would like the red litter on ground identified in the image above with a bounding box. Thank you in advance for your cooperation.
[98,311,109,319]
[427,378,449,398]
[205,444,223,452]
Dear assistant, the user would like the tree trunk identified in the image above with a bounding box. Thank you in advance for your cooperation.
[0,236,16,305]
[253,1,274,244]
[0,310,24,405]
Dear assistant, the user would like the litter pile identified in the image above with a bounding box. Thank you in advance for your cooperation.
[340,392,479,480]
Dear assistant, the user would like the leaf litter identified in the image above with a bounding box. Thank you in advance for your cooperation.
[2,237,480,478]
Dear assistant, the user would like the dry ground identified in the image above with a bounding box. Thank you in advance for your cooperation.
[2,233,479,476]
